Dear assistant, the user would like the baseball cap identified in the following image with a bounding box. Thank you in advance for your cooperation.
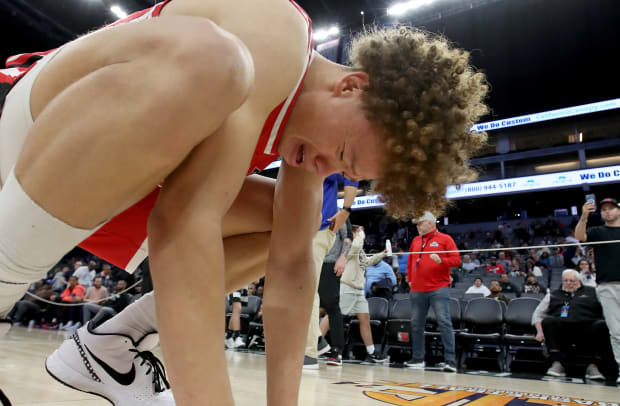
[599,197,619,208]
[412,211,437,224]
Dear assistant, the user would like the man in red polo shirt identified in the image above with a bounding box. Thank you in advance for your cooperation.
[406,211,461,372]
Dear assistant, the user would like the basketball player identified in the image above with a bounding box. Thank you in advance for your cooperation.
[0,0,489,404]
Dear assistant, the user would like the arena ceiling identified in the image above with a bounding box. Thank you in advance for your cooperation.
[1,0,620,120]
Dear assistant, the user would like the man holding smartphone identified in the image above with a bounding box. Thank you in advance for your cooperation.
[575,196,620,384]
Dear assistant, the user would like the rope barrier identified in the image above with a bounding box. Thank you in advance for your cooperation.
[392,239,620,256]
[24,278,143,307]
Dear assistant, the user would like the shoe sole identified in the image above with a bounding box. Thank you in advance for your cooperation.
[302,364,319,370]
[546,371,566,377]
[585,375,604,380]
[45,351,115,405]
[326,363,342,366]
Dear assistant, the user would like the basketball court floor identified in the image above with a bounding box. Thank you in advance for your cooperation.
[1,327,619,405]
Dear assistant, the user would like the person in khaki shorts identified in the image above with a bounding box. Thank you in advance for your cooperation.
[338,225,388,365]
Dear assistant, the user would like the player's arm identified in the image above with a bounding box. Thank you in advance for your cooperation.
[263,161,322,406]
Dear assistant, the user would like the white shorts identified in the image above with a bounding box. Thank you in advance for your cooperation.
[0,48,62,187]
[339,283,369,316]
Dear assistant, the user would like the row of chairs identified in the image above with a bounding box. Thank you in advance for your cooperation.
[346,296,543,371]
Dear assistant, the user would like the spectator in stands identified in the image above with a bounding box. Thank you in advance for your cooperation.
[509,258,525,277]
[486,256,505,274]
[571,246,587,267]
[256,285,264,298]
[394,271,410,294]
[50,267,67,293]
[97,263,114,289]
[85,279,132,328]
[488,280,510,304]
[7,282,54,326]
[525,259,543,277]
[365,254,397,298]
[499,274,521,297]
[470,252,481,266]
[497,252,511,272]
[550,248,564,268]
[532,269,610,380]
[248,283,257,296]
[539,250,551,268]
[465,277,490,296]
[59,276,85,329]
[563,231,580,267]
[461,254,477,273]
[523,274,546,294]
[406,211,460,372]
[73,260,96,290]
[586,247,596,272]
[576,197,620,383]
[577,259,596,288]
[82,277,110,324]
[340,225,387,364]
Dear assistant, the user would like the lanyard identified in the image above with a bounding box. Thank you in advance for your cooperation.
[413,230,438,273]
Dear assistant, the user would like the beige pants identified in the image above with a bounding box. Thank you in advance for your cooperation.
[304,227,336,358]
[597,283,620,372]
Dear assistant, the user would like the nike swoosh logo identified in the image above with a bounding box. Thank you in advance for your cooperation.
[85,344,136,386]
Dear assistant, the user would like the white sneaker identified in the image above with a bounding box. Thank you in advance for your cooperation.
[62,321,74,331]
[46,323,174,405]
[404,360,426,370]
[233,337,245,349]
[225,337,235,349]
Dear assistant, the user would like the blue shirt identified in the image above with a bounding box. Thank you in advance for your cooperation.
[364,260,397,296]
[319,174,358,231]
[397,253,409,274]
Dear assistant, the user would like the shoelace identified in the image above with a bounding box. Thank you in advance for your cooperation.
[129,348,170,393]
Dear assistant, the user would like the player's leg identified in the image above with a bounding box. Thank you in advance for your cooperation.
[46,176,272,405]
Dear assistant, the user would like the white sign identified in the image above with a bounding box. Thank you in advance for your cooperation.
[446,165,620,199]
[337,165,620,209]
[472,98,620,133]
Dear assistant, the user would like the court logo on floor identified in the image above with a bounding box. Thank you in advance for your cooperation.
[333,381,618,405]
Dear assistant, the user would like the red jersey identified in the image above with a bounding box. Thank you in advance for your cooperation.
[0,0,313,271]
[407,229,461,292]
[486,264,506,274]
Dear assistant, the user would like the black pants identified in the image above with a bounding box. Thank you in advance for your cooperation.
[542,317,611,362]
[318,261,344,351]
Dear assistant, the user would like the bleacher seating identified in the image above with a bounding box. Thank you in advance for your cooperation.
[383,299,412,356]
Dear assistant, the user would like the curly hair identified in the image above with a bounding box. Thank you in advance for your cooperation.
[348,26,489,218]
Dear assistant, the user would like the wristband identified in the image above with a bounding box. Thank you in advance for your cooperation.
[342,206,352,214]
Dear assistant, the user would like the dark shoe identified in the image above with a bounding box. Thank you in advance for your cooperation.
[0,318,12,338]
[361,351,387,365]
[317,336,331,356]
[326,351,342,366]
[404,359,425,369]
[303,356,319,370]
[440,361,457,373]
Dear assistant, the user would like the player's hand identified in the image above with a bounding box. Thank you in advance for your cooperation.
[328,210,349,232]
[581,201,595,218]
[430,253,442,264]
[535,331,545,342]
[334,255,346,276]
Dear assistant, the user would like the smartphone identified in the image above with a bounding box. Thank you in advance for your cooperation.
[585,193,596,210]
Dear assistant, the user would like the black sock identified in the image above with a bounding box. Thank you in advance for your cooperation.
[232,331,240,339]
[226,330,233,339]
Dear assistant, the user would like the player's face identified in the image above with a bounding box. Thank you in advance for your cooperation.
[279,84,384,181]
